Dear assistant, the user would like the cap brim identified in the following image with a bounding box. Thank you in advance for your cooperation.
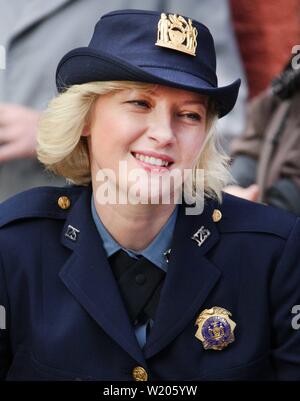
[56,47,241,118]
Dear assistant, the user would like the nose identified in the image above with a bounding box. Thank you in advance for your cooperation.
[146,107,175,147]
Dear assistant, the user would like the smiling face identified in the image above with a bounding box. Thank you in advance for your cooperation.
[86,84,208,204]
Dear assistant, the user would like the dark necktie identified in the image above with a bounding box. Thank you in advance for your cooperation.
[108,249,165,326]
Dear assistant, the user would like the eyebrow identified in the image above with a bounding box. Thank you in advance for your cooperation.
[128,89,208,107]
[132,91,207,105]
[181,100,207,106]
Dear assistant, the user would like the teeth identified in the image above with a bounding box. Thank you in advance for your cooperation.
[134,153,170,167]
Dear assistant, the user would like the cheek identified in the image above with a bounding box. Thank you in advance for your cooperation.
[89,127,120,167]
[90,118,119,149]
[180,129,207,165]
[91,115,143,153]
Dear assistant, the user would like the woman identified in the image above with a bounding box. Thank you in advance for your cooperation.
[0,9,299,381]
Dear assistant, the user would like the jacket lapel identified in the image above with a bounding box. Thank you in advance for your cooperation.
[59,186,146,366]
[144,199,222,359]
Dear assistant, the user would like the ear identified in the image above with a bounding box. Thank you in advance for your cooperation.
[81,125,90,137]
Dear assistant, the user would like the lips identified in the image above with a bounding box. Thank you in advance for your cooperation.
[131,151,174,167]
[131,151,174,172]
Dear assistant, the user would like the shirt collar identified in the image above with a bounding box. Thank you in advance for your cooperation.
[91,195,178,272]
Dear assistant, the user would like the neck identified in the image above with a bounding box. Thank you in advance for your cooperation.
[92,185,176,252]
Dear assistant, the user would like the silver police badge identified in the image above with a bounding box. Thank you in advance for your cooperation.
[195,307,236,351]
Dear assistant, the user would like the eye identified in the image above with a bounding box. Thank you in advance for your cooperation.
[127,100,151,109]
[180,112,202,122]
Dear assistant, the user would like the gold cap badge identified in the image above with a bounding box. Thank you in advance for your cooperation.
[195,307,236,351]
[156,13,198,56]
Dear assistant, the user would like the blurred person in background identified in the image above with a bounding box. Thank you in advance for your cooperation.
[0,0,247,202]
[226,55,300,216]
[0,0,111,201]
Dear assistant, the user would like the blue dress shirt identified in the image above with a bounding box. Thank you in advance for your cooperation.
[91,196,178,348]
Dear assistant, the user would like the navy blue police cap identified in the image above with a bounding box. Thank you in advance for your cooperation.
[56,9,241,117]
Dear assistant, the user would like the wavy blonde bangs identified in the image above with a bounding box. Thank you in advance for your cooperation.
[37,81,231,203]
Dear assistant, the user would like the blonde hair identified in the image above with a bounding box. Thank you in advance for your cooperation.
[37,81,232,203]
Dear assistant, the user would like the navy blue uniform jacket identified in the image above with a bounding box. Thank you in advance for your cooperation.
[0,185,300,381]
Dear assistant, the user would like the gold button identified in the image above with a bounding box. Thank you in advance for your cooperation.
[212,209,222,222]
[58,196,71,210]
[132,366,148,381]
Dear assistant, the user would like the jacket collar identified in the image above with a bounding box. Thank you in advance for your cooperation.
[60,185,221,361]
[91,194,178,271]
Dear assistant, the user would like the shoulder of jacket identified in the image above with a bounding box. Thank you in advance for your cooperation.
[217,193,297,239]
[0,185,85,228]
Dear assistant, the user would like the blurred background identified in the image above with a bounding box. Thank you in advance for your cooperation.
[0,0,299,213]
